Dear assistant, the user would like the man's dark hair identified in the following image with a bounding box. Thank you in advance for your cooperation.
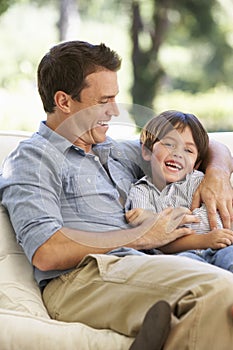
[37,40,122,113]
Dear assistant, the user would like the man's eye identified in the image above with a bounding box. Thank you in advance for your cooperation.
[99,100,108,104]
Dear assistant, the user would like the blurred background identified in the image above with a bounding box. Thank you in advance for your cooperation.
[0,0,233,135]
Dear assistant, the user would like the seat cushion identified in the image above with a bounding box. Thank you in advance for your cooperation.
[0,204,49,318]
[0,204,133,349]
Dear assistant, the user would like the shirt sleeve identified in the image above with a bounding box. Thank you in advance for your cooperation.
[118,139,148,178]
[125,182,156,211]
[0,141,63,262]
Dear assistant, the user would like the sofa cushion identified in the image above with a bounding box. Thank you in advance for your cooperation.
[0,203,133,349]
[0,204,49,318]
[0,308,132,350]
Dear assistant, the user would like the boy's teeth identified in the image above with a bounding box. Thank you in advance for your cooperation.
[166,162,182,170]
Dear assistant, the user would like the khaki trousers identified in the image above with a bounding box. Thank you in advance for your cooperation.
[43,254,233,349]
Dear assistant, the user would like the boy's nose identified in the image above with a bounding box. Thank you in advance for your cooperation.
[171,148,183,158]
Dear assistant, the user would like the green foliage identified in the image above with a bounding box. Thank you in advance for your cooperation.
[0,0,16,15]
[166,0,233,91]
[156,86,233,132]
[0,2,57,88]
[0,0,233,132]
[131,0,233,114]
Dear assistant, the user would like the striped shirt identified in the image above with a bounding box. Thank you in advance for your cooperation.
[126,171,223,234]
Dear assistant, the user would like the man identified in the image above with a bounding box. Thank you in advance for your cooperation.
[1,40,233,350]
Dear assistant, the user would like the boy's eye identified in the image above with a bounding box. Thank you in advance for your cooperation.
[162,142,175,148]
[185,148,193,153]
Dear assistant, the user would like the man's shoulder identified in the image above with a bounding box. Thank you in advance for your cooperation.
[10,132,48,156]
[117,138,141,149]
[115,138,142,160]
[3,132,56,170]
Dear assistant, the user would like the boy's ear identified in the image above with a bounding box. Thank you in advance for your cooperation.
[141,143,152,161]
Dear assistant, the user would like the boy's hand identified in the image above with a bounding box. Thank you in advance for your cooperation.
[204,228,233,249]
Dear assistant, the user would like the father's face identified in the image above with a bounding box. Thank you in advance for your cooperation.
[69,70,120,151]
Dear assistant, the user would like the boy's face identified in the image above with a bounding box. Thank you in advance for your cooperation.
[146,126,198,186]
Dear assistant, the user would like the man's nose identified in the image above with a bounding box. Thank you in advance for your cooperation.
[107,102,120,117]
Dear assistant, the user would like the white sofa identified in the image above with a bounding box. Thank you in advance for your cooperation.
[0,130,232,349]
[0,131,133,350]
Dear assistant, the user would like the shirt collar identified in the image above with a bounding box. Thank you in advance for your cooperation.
[38,121,74,154]
[38,121,114,155]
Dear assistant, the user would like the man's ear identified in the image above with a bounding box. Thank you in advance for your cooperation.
[141,143,152,161]
[54,91,71,113]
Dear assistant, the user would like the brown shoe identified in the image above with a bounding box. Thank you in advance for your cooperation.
[129,300,171,350]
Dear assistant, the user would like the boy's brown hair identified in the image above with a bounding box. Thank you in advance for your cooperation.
[140,110,209,167]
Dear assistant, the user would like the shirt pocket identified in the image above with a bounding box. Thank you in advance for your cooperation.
[63,172,121,215]
[62,174,97,214]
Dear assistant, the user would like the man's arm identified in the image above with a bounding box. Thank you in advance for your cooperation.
[32,207,197,271]
[192,139,233,229]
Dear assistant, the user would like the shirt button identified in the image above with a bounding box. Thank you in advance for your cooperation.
[87,178,91,183]
[94,156,99,161]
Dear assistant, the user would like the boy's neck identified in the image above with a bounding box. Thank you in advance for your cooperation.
[152,173,191,192]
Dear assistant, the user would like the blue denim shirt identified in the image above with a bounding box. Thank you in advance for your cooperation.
[0,122,145,286]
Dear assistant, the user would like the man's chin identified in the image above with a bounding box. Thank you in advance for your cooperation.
[93,130,108,144]
[95,135,107,144]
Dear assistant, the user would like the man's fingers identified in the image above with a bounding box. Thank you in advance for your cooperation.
[180,214,200,225]
[225,200,233,228]
[207,207,218,230]
[173,227,194,238]
[191,190,201,211]
[209,203,232,230]
[165,207,192,233]
[219,210,231,229]
[125,209,139,223]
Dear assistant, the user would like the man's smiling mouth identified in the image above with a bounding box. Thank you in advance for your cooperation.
[97,121,109,126]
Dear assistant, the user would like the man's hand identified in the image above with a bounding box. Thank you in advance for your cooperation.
[130,207,200,249]
[125,208,155,226]
[191,168,233,229]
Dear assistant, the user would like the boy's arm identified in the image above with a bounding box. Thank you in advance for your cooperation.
[160,228,233,254]
[191,139,233,229]
[160,234,208,253]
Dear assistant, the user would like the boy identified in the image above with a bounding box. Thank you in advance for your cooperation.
[126,110,233,270]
